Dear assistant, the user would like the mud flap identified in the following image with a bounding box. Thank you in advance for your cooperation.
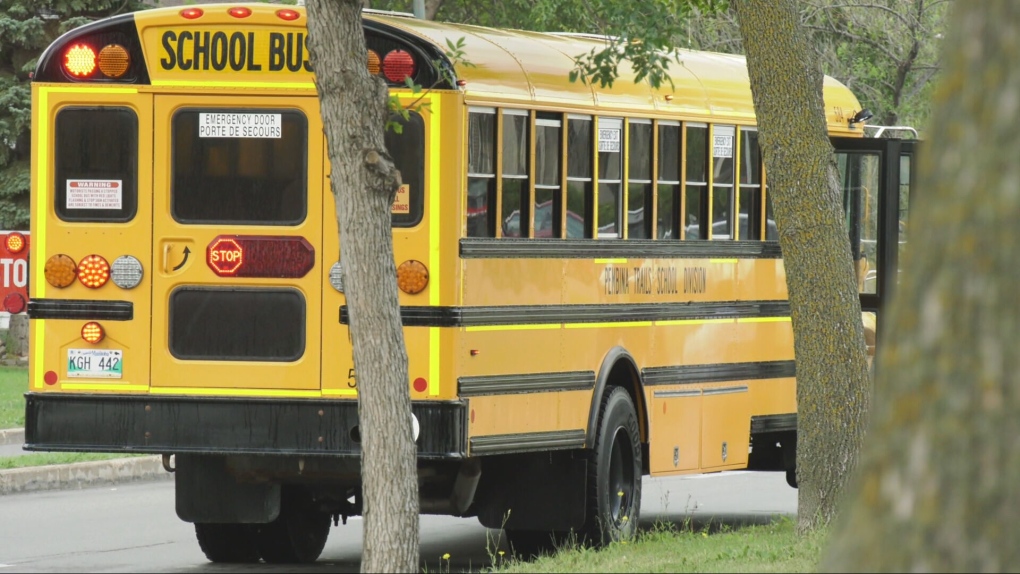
[175,454,281,524]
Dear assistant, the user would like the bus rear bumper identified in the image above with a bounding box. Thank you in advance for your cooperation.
[24,393,467,460]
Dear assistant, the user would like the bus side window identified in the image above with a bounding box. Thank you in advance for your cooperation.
[565,115,593,239]
[684,124,708,239]
[467,108,496,237]
[534,113,562,238]
[710,124,735,240]
[738,127,763,240]
[385,111,425,227]
[500,109,529,238]
[596,117,623,238]
[656,121,680,239]
[627,119,653,239]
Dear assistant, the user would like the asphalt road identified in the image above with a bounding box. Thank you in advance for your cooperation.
[0,470,796,572]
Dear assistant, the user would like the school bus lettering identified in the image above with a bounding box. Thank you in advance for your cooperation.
[159,30,311,72]
[604,265,630,295]
[633,266,653,295]
[656,266,679,295]
[684,266,707,294]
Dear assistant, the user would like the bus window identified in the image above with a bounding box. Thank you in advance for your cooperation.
[386,111,425,227]
[172,109,307,225]
[534,114,562,238]
[55,107,138,222]
[711,125,736,240]
[839,152,881,293]
[738,127,763,240]
[656,121,680,239]
[500,109,529,238]
[467,108,497,237]
[627,119,653,239]
[898,153,911,282]
[566,115,593,238]
[685,124,709,239]
[597,117,623,239]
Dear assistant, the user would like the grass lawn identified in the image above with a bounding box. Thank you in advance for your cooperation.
[488,518,824,573]
[0,452,145,470]
[0,366,27,429]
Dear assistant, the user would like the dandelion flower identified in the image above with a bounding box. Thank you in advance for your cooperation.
[442,553,451,560]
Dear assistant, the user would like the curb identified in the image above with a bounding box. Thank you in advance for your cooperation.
[0,427,24,447]
[0,455,172,495]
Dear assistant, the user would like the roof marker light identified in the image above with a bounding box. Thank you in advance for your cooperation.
[276,9,300,21]
[228,7,252,18]
[180,7,204,19]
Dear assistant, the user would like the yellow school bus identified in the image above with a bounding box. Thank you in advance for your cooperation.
[24,3,914,563]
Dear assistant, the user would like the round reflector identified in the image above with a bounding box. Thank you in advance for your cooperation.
[180,7,204,19]
[111,255,144,289]
[413,377,428,393]
[81,321,105,344]
[382,50,415,83]
[97,44,130,78]
[228,7,252,18]
[77,255,111,288]
[5,232,25,254]
[367,50,381,75]
[276,9,300,21]
[65,44,97,77]
[396,260,428,294]
[329,262,344,292]
[3,293,25,314]
[45,254,77,288]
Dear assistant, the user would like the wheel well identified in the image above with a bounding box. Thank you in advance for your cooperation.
[586,347,648,471]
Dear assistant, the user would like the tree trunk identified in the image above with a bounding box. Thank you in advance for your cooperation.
[305,1,420,572]
[424,0,443,20]
[732,0,871,533]
[823,3,1020,570]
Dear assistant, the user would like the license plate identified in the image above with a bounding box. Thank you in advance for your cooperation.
[68,349,123,379]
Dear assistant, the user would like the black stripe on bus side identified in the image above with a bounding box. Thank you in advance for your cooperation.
[460,238,782,259]
[28,299,134,321]
[458,370,596,397]
[340,300,791,327]
[750,413,797,434]
[469,429,587,455]
[642,360,796,386]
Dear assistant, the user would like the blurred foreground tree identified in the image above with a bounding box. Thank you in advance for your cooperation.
[823,2,1020,570]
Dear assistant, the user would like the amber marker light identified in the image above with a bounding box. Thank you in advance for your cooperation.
[81,322,105,344]
[97,44,130,78]
[77,255,111,288]
[45,254,77,288]
[396,260,428,294]
[65,44,97,77]
[5,232,25,254]
[367,50,381,75]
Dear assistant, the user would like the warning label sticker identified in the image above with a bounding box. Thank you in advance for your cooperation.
[391,184,410,214]
[66,180,123,210]
[199,113,283,138]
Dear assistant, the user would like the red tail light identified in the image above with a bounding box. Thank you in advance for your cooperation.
[383,50,415,83]
[65,44,97,77]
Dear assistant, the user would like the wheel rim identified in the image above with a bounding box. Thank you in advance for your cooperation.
[607,426,636,526]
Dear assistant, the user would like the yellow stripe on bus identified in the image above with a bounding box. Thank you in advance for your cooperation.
[737,317,792,323]
[655,318,736,326]
[322,388,358,397]
[428,95,440,397]
[61,383,149,392]
[566,322,654,329]
[466,324,562,332]
[150,80,316,90]
[710,258,739,264]
[595,258,627,264]
[149,387,323,398]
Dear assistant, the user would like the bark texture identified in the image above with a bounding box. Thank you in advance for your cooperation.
[305,1,420,572]
[823,3,1020,570]
[732,0,871,532]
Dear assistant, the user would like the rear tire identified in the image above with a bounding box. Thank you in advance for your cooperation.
[254,487,331,564]
[194,523,260,563]
[582,386,642,546]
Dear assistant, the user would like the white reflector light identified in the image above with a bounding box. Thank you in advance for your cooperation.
[111,255,143,289]
[329,261,344,292]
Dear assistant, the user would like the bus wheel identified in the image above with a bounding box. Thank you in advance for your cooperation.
[583,386,642,546]
[194,523,260,563]
[254,488,331,564]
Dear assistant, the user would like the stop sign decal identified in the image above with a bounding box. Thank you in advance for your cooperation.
[207,238,244,275]
[206,235,315,278]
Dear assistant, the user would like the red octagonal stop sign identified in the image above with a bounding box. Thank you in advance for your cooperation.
[207,238,244,275]
[206,235,315,278]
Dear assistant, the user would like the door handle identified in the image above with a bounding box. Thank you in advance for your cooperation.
[163,243,171,274]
